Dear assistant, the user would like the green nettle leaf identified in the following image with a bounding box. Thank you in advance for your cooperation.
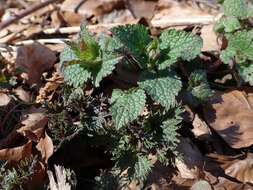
[95,53,120,87]
[63,64,91,88]
[110,89,146,129]
[223,0,250,19]
[187,70,213,105]
[161,117,181,150]
[80,23,97,43]
[238,63,253,86]
[60,46,79,68]
[111,24,151,68]
[132,155,151,181]
[60,26,122,88]
[138,70,182,109]
[220,30,253,64]
[214,16,241,33]
[158,29,203,69]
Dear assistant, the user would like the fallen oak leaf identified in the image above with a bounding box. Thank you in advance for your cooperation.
[204,90,253,149]
[224,154,253,184]
[205,153,253,189]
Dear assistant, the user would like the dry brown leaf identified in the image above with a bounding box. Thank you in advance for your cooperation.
[61,11,83,26]
[16,43,56,86]
[204,90,253,149]
[224,154,253,184]
[0,92,11,106]
[0,141,32,162]
[36,72,63,103]
[192,114,211,139]
[36,132,54,163]
[175,138,203,179]
[206,154,253,189]
[17,107,48,141]
[201,24,219,51]
[14,86,31,103]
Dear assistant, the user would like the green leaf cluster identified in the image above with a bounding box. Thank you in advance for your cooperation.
[59,24,203,185]
[215,0,253,86]
[0,156,38,190]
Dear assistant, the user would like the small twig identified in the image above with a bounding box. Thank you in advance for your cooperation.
[0,0,62,30]
[151,15,219,28]
[42,23,133,35]
[42,15,219,35]
[15,38,70,45]
[74,0,86,13]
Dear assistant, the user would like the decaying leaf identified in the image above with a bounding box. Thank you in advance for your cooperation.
[192,114,211,139]
[204,90,253,149]
[36,132,54,163]
[206,153,253,189]
[224,154,253,184]
[0,141,32,162]
[16,43,57,86]
[17,107,48,141]
[36,72,63,103]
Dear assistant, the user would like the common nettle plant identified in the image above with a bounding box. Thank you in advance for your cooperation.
[215,0,253,85]
[60,23,204,186]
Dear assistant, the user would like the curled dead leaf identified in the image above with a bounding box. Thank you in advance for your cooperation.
[18,107,48,141]
[204,90,253,149]
[36,72,63,103]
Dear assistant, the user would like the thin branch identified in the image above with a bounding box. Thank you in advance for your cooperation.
[0,0,62,30]
[15,38,70,45]
[42,15,219,35]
